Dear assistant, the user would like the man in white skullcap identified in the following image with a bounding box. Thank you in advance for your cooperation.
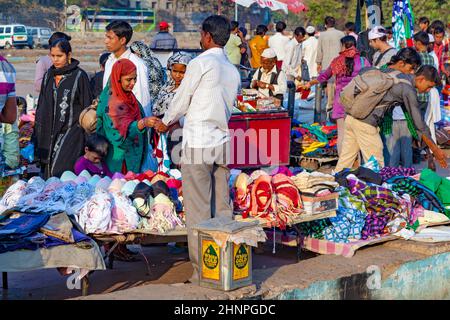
[302,26,319,78]
[251,48,288,101]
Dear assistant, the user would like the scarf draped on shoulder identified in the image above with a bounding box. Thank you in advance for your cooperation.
[108,59,142,138]
[330,46,359,77]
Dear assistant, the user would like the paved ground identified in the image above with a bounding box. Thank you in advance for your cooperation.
[72,239,450,300]
[0,242,314,300]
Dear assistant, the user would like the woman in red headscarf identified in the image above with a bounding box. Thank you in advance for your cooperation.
[97,59,156,174]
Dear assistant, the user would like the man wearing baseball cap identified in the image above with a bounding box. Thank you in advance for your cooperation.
[150,20,178,50]
[369,26,397,68]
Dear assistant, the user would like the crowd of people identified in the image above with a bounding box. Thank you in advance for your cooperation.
[0,13,449,282]
[225,15,449,170]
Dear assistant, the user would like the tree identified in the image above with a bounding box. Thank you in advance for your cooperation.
[301,0,449,29]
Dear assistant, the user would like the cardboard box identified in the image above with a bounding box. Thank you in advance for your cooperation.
[301,192,339,216]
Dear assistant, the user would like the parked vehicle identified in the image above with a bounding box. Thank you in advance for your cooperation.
[26,29,34,49]
[26,27,52,49]
[0,24,28,49]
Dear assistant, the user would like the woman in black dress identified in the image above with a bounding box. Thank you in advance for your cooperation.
[35,39,93,178]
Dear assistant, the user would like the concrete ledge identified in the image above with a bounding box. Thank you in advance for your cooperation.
[74,240,450,300]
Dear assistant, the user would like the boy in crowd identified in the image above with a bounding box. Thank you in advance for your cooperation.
[419,17,430,33]
[344,22,358,41]
[414,32,436,113]
[103,20,152,116]
[369,26,397,68]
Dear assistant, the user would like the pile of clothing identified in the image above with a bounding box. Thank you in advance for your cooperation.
[291,171,338,195]
[380,167,417,181]
[0,211,93,254]
[291,122,338,158]
[297,164,448,243]
[418,169,450,216]
[0,169,185,235]
[231,167,305,229]
[299,186,367,243]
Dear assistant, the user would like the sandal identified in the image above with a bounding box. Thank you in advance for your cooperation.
[113,246,140,262]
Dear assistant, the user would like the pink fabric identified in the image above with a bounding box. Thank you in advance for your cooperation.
[112,172,125,180]
[167,179,182,190]
[270,167,293,177]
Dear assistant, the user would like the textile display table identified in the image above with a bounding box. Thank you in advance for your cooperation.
[235,211,337,261]
[90,228,188,269]
[229,111,291,169]
[1,240,105,296]
[264,219,450,258]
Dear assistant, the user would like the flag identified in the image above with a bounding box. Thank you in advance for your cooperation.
[392,0,415,49]
[278,0,307,14]
[355,0,383,32]
[233,0,289,14]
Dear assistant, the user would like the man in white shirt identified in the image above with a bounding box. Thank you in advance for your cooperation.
[302,26,319,78]
[251,48,287,101]
[268,21,290,69]
[103,21,152,116]
[153,15,241,284]
[283,27,306,81]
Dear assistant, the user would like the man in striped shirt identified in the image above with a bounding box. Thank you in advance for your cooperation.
[0,54,18,174]
[414,31,436,116]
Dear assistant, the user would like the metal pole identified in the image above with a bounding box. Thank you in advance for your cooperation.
[2,272,8,290]
[235,3,238,21]
[287,81,296,119]
[64,0,67,32]
[314,84,323,123]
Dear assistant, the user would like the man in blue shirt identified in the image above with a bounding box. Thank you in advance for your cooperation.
[150,21,178,50]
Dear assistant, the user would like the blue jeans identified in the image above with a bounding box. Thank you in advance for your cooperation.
[386,120,413,167]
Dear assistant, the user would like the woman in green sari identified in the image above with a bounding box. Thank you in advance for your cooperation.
[97,59,156,174]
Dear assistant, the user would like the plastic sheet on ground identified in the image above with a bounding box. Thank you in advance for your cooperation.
[409,226,450,243]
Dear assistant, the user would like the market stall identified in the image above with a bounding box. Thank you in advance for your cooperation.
[0,169,187,295]
[230,163,450,259]
[229,89,293,169]
[0,211,106,296]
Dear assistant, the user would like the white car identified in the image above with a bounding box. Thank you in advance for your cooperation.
[0,24,28,49]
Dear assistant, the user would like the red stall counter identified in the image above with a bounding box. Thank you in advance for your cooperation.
[228,110,291,169]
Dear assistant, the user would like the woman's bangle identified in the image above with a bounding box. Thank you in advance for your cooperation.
[138,119,145,130]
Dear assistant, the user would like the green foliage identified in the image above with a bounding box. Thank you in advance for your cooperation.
[301,0,449,28]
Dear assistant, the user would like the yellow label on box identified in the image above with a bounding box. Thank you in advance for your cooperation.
[233,244,249,280]
[201,240,220,281]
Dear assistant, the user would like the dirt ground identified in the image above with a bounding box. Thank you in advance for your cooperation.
[0,242,315,300]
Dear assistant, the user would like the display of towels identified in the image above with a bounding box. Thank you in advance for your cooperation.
[0,169,185,235]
